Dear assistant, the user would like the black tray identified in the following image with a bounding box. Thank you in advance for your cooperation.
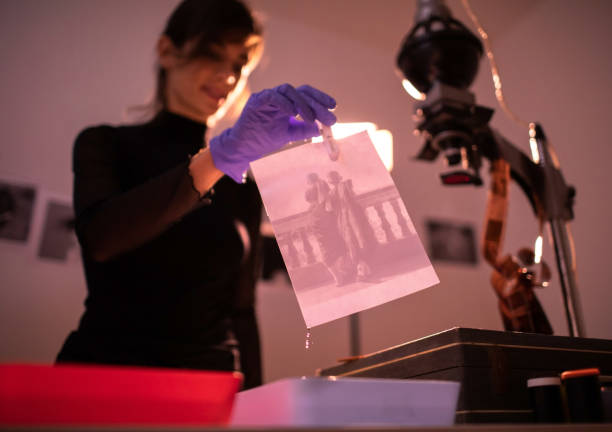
[318,327,612,423]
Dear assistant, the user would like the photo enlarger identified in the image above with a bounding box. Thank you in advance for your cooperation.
[320,0,612,423]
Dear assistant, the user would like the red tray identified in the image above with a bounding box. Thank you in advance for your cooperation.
[0,363,242,426]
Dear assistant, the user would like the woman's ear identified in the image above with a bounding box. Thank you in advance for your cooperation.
[157,35,178,69]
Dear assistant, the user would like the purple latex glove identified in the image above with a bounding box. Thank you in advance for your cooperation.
[209,83,337,183]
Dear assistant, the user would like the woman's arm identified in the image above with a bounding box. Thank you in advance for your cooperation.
[76,84,336,262]
[73,126,222,262]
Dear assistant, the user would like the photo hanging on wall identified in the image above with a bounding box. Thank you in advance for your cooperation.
[425,218,478,265]
[38,198,78,262]
[0,179,36,243]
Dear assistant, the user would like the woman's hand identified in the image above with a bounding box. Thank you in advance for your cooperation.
[209,83,337,183]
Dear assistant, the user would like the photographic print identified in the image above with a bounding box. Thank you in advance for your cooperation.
[38,199,78,262]
[0,180,36,243]
[251,131,439,328]
[426,219,478,265]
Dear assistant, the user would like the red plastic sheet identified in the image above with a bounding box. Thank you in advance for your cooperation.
[0,363,242,426]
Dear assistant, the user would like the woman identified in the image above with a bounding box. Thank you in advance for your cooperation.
[304,173,347,285]
[56,0,336,390]
[326,171,377,283]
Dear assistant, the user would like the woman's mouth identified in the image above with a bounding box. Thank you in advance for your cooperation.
[200,86,226,105]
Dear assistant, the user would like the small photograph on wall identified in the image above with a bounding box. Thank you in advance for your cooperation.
[251,131,439,328]
[0,179,36,243]
[38,199,78,262]
[426,219,478,265]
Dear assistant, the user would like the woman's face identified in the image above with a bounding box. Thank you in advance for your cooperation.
[160,38,251,122]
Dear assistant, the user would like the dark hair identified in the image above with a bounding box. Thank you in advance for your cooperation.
[153,0,261,113]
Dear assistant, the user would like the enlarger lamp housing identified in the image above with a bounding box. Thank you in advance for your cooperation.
[397,14,483,94]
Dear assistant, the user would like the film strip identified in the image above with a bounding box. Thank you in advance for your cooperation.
[482,159,552,334]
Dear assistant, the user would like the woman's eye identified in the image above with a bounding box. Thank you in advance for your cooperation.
[233,63,245,75]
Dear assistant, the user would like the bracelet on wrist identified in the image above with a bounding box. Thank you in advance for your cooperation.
[188,148,215,204]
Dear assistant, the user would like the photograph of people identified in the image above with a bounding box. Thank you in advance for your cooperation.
[326,170,378,283]
[305,172,347,285]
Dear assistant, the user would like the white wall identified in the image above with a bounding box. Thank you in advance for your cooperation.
[1,0,611,382]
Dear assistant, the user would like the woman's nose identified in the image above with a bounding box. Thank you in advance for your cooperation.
[214,65,238,86]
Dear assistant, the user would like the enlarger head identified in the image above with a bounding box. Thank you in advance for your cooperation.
[396,0,483,95]
[396,0,487,186]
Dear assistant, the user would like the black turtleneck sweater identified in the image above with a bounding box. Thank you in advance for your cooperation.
[57,111,263,388]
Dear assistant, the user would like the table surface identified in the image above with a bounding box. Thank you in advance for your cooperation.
[2,424,612,432]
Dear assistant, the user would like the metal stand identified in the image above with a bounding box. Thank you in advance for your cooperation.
[349,313,361,356]
[549,216,583,336]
